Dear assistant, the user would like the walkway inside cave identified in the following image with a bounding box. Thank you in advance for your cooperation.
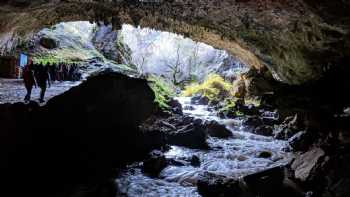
[0,78,81,104]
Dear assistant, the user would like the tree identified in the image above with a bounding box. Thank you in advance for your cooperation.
[187,42,201,82]
[132,28,155,77]
[163,42,186,86]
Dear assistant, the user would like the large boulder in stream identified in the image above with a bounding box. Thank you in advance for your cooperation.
[0,71,158,196]
[197,166,298,197]
[203,120,233,138]
[166,123,208,149]
[141,114,208,149]
[142,150,168,177]
[197,172,242,197]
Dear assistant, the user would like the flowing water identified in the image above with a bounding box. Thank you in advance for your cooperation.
[116,97,292,197]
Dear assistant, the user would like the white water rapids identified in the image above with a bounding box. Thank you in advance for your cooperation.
[116,97,292,197]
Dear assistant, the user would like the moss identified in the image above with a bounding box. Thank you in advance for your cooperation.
[32,46,105,64]
[182,74,234,102]
[148,75,176,110]
[218,98,236,113]
[245,97,261,107]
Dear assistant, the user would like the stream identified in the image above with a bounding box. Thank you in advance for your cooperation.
[116,97,293,197]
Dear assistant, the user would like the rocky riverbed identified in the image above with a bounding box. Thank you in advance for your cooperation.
[116,97,294,197]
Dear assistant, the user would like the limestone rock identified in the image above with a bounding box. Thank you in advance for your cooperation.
[291,148,325,182]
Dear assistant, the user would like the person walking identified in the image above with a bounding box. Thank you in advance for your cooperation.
[23,60,37,102]
[36,64,51,103]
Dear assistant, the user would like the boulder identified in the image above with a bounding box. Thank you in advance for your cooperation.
[244,116,264,129]
[288,131,314,152]
[197,172,242,197]
[232,75,246,98]
[190,155,200,167]
[142,150,167,177]
[191,95,209,105]
[0,71,158,196]
[239,103,260,116]
[167,98,183,115]
[274,115,301,140]
[39,36,58,49]
[254,125,274,136]
[166,124,208,149]
[203,120,233,138]
[183,105,195,111]
[243,166,285,194]
[291,148,325,182]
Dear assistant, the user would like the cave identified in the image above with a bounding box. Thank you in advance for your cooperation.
[1,1,350,197]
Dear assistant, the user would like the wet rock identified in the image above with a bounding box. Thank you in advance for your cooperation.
[197,172,242,197]
[244,69,274,97]
[239,104,260,116]
[291,148,325,182]
[288,131,314,152]
[203,120,233,138]
[274,114,301,140]
[258,151,273,158]
[39,37,58,49]
[142,150,167,177]
[167,99,183,115]
[166,124,208,149]
[243,166,285,194]
[167,158,187,167]
[191,95,209,105]
[254,125,274,136]
[232,75,246,98]
[190,155,200,167]
[183,105,195,111]
[244,116,264,128]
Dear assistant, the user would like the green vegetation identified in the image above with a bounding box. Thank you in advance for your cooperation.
[32,47,105,64]
[148,75,176,110]
[218,98,237,114]
[182,74,234,102]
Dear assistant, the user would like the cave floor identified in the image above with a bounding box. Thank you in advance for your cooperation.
[0,78,81,104]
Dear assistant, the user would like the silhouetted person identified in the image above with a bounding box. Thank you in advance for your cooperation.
[49,63,56,81]
[36,64,51,103]
[23,60,37,102]
[58,63,64,81]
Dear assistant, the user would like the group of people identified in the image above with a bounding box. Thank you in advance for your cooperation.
[22,61,81,103]
[47,62,81,82]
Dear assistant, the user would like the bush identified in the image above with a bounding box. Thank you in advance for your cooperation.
[182,74,234,102]
[148,75,176,110]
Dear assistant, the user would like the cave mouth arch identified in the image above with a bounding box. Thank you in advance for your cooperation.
[28,20,250,85]
[0,0,265,76]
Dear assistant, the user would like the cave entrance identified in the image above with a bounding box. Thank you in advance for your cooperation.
[2,20,251,106]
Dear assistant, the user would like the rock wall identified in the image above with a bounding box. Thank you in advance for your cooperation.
[0,0,349,84]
